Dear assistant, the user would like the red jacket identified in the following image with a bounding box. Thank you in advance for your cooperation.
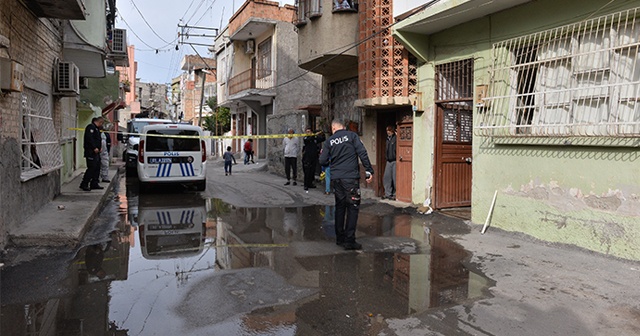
[244,141,252,152]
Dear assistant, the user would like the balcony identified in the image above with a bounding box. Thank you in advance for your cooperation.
[296,0,359,76]
[23,0,86,20]
[62,0,108,78]
[228,69,275,96]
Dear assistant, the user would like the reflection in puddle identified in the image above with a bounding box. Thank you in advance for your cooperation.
[0,178,493,336]
[215,205,494,335]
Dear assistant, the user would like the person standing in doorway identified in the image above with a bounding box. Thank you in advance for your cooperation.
[383,125,397,200]
[283,128,300,186]
[224,146,236,176]
[80,116,105,191]
[319,119,374,250]
[302,127,325,191]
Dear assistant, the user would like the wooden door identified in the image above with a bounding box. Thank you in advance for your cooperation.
[434,104,472,208]
[396,122,413,203]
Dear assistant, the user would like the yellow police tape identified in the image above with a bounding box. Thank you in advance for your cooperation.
[69,127,312,140]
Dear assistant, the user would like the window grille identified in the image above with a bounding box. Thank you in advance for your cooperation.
[329,77,361,134]
[21,88,63,181]
[257,38,272,80]
[477,7,640,137]
[436,59,474,144]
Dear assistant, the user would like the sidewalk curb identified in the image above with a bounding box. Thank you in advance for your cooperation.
[8,164,124,248]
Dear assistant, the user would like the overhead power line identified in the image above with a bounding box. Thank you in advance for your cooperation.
[117,9,178,52]
[129,0,175,44]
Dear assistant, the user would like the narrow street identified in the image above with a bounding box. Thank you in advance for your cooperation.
[1,160,639,336]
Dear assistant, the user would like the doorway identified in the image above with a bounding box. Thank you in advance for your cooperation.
[376,112,396,197]
[375,109,412,202]
[434,59,474,209]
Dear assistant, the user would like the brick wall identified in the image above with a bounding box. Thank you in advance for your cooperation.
[0,0,65,248]
[229,0,296,36]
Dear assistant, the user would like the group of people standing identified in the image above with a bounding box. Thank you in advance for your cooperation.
[80,116,111,191]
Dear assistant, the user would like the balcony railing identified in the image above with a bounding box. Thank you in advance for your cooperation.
[228,69,275,96]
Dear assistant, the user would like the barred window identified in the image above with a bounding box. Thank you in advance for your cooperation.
[257,38,272,79]
[21,88,63,181]
[477,7,640,137]
[328,77,361,134]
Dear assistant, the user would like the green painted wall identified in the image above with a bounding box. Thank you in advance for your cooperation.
[399,0,640,260]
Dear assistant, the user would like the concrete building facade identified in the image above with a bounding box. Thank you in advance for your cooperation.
[294,0,419,199]
[179,55,216,126]
[215,0,322,176]
[394,0,640,260]
[0,0,121,249]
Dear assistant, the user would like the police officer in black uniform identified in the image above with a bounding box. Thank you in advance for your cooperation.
[319,119,374,250]
[80,116,105,191]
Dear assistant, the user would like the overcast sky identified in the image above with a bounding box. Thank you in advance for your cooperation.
[116,0,294,84]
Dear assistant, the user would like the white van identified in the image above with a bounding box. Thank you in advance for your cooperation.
[137,124,207,191]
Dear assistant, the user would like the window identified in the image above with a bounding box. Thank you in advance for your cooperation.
[219,56,226,85]
[294,0,323,25]
[146,130,200,152]
[257,38,272,79]
[477,8,640,137]
[20,88,63,181]
[328,77,361,134]
[333,0,357,12]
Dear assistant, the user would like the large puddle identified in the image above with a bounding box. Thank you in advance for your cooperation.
[1,176,494,335]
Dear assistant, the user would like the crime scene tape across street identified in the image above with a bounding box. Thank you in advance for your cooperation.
[69,128,312,140]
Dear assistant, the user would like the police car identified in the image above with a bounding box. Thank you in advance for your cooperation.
[137,124,207,191]
[122,118,176,176]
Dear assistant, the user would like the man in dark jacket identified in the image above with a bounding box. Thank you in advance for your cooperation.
[302,126,325,191]
[383,125,397,200]
[80,117,105,191]
[319,119,374,250]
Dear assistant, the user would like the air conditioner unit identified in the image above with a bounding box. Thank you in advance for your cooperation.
[245,39,255,54]
[112,28,127,53]
[0,57,24,92]
[56,61,80,95]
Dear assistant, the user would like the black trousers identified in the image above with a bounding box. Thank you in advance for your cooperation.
[303,159,317,188]
[333,178,360,244]
[284,157,297,181]
[81,154,101,187]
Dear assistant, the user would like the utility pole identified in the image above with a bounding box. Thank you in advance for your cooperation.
[198,71,206,127]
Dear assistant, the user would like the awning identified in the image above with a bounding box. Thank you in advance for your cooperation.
[102,100,126,117]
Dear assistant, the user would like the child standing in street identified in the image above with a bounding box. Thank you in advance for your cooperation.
[224,146,236,176]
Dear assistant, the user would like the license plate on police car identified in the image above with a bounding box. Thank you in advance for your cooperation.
[149,157,173,164]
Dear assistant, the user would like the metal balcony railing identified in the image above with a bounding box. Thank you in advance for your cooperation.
[228,69,275,96]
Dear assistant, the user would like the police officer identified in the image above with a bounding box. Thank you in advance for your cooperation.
[319,119,374,250]
[80,116,105,191]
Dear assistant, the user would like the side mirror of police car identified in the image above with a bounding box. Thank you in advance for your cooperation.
[117,132,126,143]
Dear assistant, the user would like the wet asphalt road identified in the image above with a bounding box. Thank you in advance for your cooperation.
[1,173,492,336]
